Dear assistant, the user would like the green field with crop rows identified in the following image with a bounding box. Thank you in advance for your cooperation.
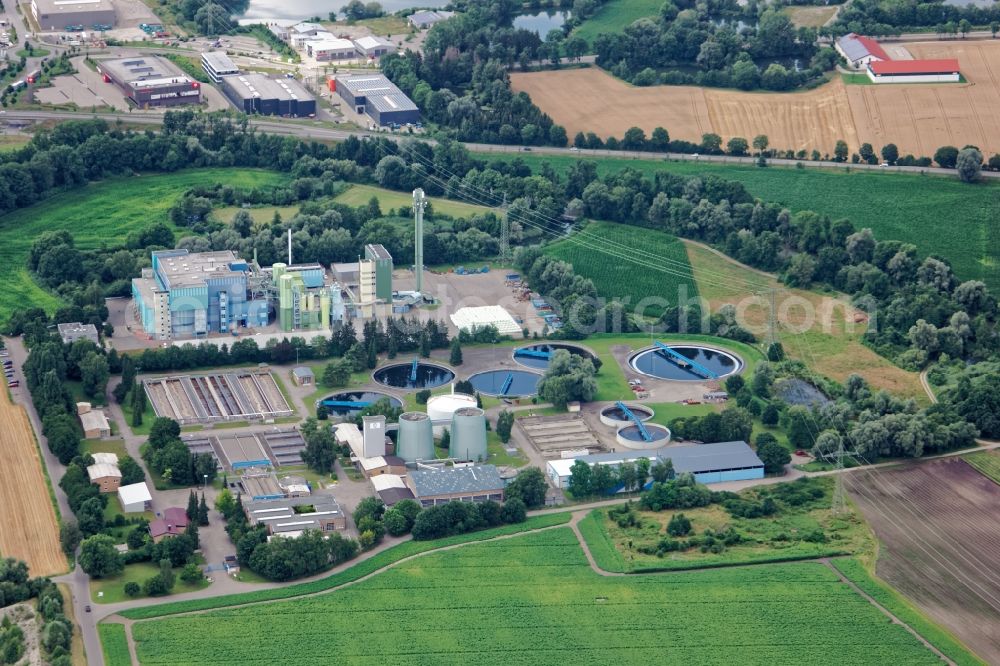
[505,154,1000,292]
[545,220,698,317]
[0,169,287,322]
[133,528,947,665]
[963,451,1000,485]
[98,624,131,666]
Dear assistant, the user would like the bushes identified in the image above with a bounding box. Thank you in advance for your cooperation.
[412,499,526,541]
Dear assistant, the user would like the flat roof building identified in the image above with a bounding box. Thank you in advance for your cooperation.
[307,37,356,61]
[354,35,395,59]
[220,74,316,118]
[58,322,99,345]
[31,0,114,31]
[408,10,453,29]
[335,74,419,127]
[246,494,346,536]
[97,57,201,108]
[407,465,504,506]
[201,51,239,84]
[118,482,152,513]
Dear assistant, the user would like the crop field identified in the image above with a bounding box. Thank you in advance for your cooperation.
[572,0,661,42]
[544,220,698,317]
[513,40,1000,158]
[98,624,131,666]
[963,450,1000,484]
[334,183,490,218]
[0,389,65,576]
[132,527,947,665]
[844,458,1000,663]
[586,477,872,573]
[0,169,287,321]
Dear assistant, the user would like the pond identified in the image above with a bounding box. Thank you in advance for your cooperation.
[513,10,569,38]
[238,0,450,22]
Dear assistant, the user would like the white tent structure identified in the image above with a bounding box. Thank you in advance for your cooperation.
[449,306,521,335]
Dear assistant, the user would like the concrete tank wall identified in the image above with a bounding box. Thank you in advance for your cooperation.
[450,406,487,462]
[427,392,476,436]
[397,411,434,463]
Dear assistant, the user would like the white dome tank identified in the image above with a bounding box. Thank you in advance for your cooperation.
[427,391,477,435]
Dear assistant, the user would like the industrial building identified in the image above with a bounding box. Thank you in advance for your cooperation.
[31,0,115,31]
[87,453,121,493]
[220,74,316,118]
[835,33,889,69]
[406,465,504,506]
[77,403,111,438]
[364,244,393,301]
[58,322,99,345]
[96,57,201,108]
[307,36,356,61]
[354,36,395,59]
[268,263,341,332]
[118,482,152,513]
[408,10,453,28]
[334,74,420,127]
[245,494,346,537]
[371,473,414,506]
[357,455,407,478]
[145,371,293,425]
[240,472,310,501]
[545,441,765,491]
[867,59,960,83]
[148,507,188,542]
[291,366,314,386]
[200,51,239,84]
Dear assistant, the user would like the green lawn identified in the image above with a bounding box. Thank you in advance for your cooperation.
[0,168,288,321]
[486,430,528,467]
[120,397,156,437]
[98,624,131,666]
[133,527,951,664]
[545,220,698,317]
[334,183,491,218]
[573,0,662,42]
[503,154,1000,292]
[91,561,209,604]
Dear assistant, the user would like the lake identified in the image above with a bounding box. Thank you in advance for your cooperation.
[512,10,569,38]
[238,0,449,21]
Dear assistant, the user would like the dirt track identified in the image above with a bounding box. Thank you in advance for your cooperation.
[0,390,66,576]
[512,40,1000,156]
[845,458,1000,663]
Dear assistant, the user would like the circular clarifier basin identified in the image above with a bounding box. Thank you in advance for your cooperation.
[318,391,402,417]
[373,362,455,390]
[468,369,540,397]
[629,345,742,381]
[600,403,654,428]
[616,423,671,449]
[513,343,596,370]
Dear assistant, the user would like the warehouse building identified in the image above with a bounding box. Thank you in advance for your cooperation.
[408,10,453,29]
[867,59,960,83]
[31,0,115,31]
[354,35,395,59]
[132,250,269,339]
[201,51,239,83]
[371,474,415,506]
[96,57,201,108]
[407,465,504,506]
[220,74,316,117]
[118,482,152,513]
[307,36,356,61]
[546,441,765,491]
[245,494,346,537]
[57,322,99,345]
[334,74,419,127]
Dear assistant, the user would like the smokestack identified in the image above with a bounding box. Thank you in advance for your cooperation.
[287,228,292,265]
[413,188,426,294]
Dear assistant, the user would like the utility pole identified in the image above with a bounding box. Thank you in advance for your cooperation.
[413,188,426,294]
[766,288,777,347]
[830,439,860,514]
[499,193,510,265]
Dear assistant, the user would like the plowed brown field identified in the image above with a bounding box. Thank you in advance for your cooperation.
[845,458,1000,664]
[0,390,66,576]
[512,40,1000,156]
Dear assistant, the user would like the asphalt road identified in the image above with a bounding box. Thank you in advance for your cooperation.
[1,108,993,181]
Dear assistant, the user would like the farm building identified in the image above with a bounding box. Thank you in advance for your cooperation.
[371,474,415,506]
[96,57,201,108]
[245,494,346,537]
[406,465,504,507]
[291,366,314,386]
[408,10,453,28]
[835,33,889,69]
[30,0,114,30]
[87,457,121,493]
[77,403,111,438]
[148,507,189,543]
[220,74,316,118]
[450,305,522,336]
[118,482,152,513]
[867,59,960,83]
[200,51,239,83]
[545,441,765,491]
[334,74,419,127]
[57,322,99,345]
[354,35,395,59]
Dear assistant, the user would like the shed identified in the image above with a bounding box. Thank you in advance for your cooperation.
[87,462,121,493]
[291,366,314,386]
[118,482,152,513]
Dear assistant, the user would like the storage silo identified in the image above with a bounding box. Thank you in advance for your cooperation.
[450,406,487,462]
[397,412,433,462]
[279,273,294,332]
[427,392,477,436]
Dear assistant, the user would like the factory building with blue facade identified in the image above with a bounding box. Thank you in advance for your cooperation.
[334,74,419,127]
[132,250,269,340]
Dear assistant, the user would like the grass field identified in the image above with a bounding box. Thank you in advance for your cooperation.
[584,477,872,573]
[962,450,1000,485]
[783,5,837,27]
[98,624,132,666]
[503,153,1000,291]
[132,527,948,664]
[91,561,209,604]
[545,220,698,317]
[334,183,490,218]
[573,0,661,42]
[0,169,287,321]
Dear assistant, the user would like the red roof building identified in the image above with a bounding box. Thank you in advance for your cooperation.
[854,35,891,61]
[148,507,189,542]
[869,59,960,75]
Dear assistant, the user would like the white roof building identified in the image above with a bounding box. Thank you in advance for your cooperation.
[450,305,522,336]
[91,452,119,466]
[87,462,121,482]
[118,482,152,512]
[370,473,406,493]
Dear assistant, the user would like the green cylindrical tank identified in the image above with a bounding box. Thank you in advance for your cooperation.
[397,412,434,463]
[320,290,330,326]
[279,273,294,309]
[450,407,487,462]
[272,263,287,282]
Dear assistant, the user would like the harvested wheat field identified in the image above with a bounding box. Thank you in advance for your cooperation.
[513,40,1000,156]
[0,390,65,576]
